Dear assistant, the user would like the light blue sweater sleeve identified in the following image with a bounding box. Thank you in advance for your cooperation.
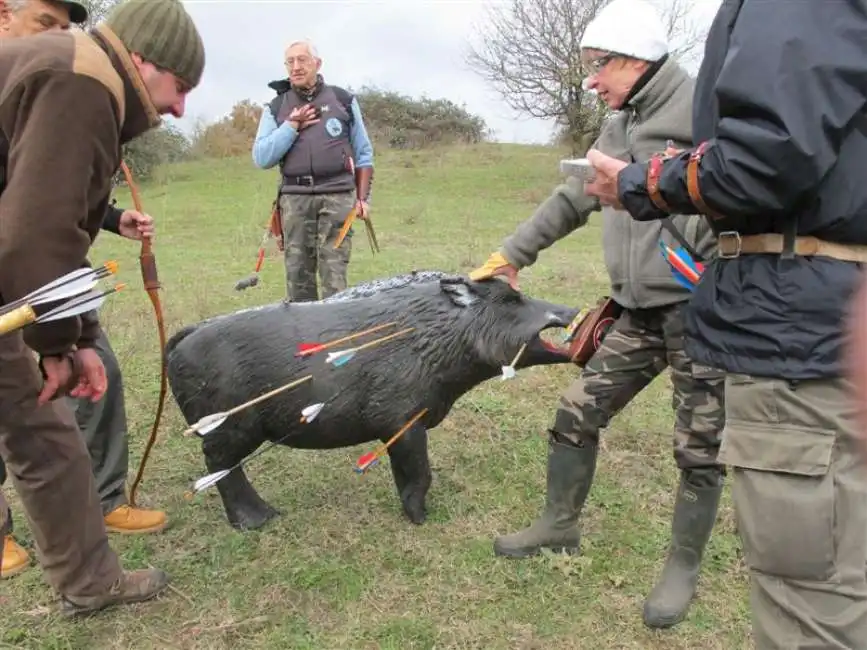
[348,98,374,168]
[251,107,298,169]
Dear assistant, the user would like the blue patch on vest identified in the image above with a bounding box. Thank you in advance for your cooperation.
[325,117,343,138]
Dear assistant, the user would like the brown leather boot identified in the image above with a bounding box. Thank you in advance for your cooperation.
[1,535,30,578]
[59,568,170,617]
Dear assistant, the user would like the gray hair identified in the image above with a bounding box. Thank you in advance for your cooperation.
[5,0,29,11]
[285,40,320,60]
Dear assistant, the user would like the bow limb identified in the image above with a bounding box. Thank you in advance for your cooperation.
[119,160,168,508]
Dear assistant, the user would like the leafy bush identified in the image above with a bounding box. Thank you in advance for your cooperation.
[350,86,490,149]
[189,100,264,159]
[118,123,191,183]
[186,87,490,160]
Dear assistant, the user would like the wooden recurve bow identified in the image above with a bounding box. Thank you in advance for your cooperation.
[120,160,168,507]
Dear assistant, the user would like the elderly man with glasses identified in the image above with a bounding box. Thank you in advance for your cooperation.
[469,0,723,630]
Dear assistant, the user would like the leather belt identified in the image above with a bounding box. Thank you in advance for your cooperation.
[717,231,867,263]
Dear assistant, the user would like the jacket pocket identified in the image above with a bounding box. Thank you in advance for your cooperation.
[720,375,838,581]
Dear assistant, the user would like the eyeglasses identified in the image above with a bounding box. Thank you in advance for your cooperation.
[285,56,312,67]
[581,53,617,76]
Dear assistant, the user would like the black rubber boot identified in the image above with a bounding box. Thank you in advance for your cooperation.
[642,470,723,628]
[493,435,597,558]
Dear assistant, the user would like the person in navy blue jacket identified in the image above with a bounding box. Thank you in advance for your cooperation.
[583,1,867,647]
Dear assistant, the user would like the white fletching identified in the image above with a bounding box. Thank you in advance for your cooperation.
[31,275,98,306]
[27,267,93,299]
[193,470,231,492]
[501,365,516,380]
[38,290,109,323]
[326,349,352,364]
[193,412,229,435]
[302,403,324,422]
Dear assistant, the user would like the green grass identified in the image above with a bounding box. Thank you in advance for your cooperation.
[0,143,751,649]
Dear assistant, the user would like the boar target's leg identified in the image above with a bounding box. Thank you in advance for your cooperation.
[385,423,433,525]
[202,432,280,531]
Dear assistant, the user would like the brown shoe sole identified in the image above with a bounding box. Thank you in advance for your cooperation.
[105,520,168,535]
[60,580,169,618]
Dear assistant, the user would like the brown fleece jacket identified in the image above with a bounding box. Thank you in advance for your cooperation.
[0,25,159,358]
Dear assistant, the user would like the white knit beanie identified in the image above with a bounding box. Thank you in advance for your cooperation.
[580,0,669,61]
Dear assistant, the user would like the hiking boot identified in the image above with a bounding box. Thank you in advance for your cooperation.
[642,470,723,628]
[1,535,30,578]
[59,568,170,618]
[494,435,597,558]
[104,505,168,535]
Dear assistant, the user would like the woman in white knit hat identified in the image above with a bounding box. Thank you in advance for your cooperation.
[470,0,724,631]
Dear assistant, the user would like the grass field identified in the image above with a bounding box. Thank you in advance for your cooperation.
[0,143,751,649]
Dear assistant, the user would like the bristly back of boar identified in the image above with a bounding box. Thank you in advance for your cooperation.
[317,270,456,304]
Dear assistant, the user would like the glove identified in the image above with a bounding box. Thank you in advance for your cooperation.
[469,252,519,290]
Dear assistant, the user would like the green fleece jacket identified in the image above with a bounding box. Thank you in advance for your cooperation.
[500,56,716,310]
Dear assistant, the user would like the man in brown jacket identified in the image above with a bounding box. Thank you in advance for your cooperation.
[0,0,205,617]
[0,0,169,582]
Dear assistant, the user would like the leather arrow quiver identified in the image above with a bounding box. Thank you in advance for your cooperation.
[566,296,623,367]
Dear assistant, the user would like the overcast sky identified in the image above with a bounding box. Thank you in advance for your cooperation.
[175,0,723,144]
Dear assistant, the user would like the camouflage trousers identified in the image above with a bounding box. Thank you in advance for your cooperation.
[554,302,725,482]
[279,190,356,302]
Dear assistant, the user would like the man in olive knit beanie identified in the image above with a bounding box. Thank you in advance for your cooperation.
[104,0,205,95]
[0,0,206,618]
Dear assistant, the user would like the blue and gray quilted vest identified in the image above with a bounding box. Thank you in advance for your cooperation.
[267,79,356,195]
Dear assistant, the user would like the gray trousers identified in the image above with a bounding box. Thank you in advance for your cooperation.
[1,325,129,532]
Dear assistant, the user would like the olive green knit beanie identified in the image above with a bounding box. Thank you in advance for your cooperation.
[105,0,205,89]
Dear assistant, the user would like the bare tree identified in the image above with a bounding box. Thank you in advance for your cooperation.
[657,0,709,68]
[464,0,708,154]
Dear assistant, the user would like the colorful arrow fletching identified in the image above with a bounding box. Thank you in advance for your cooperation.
[354,452,380,474]
[295,342,325,356]
[659,241,703,291]
[327,349,355,366]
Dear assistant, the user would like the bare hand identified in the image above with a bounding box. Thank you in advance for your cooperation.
[355,199,370,221]
[118,209,154,241]
[38,355,75,405]
[68,348,107,402]
[663,140,684,158]
[584,149,629,209]
[288,104,320,131]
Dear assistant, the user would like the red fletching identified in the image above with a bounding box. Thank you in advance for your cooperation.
[295,342,325,357]
[355,451,379,473]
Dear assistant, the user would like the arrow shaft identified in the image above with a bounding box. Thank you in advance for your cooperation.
[37,285,124,323]
[365,407,429,463]
[184,374,314,436]
[0,262,117,316]
[214,417,316,480]
[298,321,398,356]
[349,327,415,354]
[30,266,114,306]
[509,342,528,367]
[224,374,313,417]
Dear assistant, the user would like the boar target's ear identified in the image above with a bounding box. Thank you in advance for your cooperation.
[439,277,479,307]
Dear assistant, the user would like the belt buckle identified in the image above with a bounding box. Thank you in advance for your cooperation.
[297,175,314,186]
[717,231,742,259]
